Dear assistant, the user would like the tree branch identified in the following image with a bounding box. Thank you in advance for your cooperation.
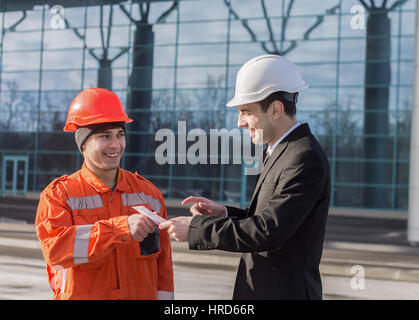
[303,15,324,40]
[139,3,145,18]
[119,4,138,24]
[64,17,85,42]
[87,48,101,61]
[65,17,101,61]
[145,3,150,18]
[281,0,295,43]
[4,11,27,34]
[281,40,297,56]
[388,0,409,11]
[326,4,340,15]
[223,0,257,41]
[100,5,105,51]
[297,4,339,52]
[359,0,371,9]
[110,47,129,63]
[261,41,270,53]
[156,1,178,24]
[222,0,338,56]
[139,3,150,23]
[280,0,295,53]
[107,5,113,49]
[261,0,278,53]
[303,4,339,40]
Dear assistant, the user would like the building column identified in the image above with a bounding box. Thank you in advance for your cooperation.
[408,0,419,243]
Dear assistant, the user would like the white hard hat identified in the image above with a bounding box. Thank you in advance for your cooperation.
[226,54,308,107]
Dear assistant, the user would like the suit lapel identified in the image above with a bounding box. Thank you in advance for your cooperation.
[250,141,288,205]
[248,123,312,207]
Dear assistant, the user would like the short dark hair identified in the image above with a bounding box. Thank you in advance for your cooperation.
[258,91,297,116]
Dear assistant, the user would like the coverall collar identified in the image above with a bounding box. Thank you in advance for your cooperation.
[81,162,131,193]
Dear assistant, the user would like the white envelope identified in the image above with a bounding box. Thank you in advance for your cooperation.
[132,206,166,225]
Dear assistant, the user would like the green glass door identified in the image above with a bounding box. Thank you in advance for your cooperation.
[1,155,28,195]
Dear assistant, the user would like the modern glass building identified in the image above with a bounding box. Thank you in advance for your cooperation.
[0,0,416,212]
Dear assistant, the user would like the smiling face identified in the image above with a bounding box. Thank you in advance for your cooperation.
[81,125,126,177]
[237,102,276,145]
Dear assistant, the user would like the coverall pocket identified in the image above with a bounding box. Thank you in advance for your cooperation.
[129,227,161,259]
[140,226,160,255]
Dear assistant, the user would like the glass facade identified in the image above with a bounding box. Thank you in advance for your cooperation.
[0,0,415,211]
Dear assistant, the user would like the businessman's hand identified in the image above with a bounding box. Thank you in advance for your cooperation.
[182,196,227,218]
[159,216,193,242]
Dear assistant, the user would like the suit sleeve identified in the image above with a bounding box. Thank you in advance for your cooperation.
[188,150,328,253]
[35,185,132,269]
[225,206,249,218]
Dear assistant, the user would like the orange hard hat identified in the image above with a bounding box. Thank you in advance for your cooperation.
[64,88,133,132]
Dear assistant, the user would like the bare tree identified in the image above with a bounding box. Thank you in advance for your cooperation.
[223,0,409,208]
[1,80,19,131]
[312,95,364,206]
[119,1,178,172]
[1,10,27,35]
[0,11,27,98]
[64,5,129,90]
[0,80,36,132]
[358,0,408,207]
[223,0,339,55]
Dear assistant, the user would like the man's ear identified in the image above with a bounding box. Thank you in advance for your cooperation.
[271,100,284,120]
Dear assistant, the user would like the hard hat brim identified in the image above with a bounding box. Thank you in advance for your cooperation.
[226,83,308,107]
[63,116,133,132]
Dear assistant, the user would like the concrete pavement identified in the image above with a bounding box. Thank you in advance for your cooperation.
[0,218,419,283]
[1,212,419,286]
[1,194,419,299]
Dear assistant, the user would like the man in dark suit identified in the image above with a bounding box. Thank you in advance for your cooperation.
[159,54,331,300]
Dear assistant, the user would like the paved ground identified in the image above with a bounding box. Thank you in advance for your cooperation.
[0,196,412,247]
[325,215,408,246]
[1,246,419,300]
[0,223,419,300]
[1,194,419,300]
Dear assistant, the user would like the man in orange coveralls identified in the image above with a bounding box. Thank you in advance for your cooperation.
[35,88,174,300]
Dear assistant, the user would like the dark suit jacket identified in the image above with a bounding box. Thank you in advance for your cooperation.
[188,123,331,300]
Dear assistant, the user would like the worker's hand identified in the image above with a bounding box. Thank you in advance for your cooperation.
[182,196,227,218]
[159,216,193,242]
[128,214,155,242]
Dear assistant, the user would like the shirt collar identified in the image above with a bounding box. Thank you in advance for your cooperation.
[81,162,131,193]
[266,122,301,157]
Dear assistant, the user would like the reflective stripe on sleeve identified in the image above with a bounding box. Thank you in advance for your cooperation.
[60,268,67,293]
[67,195,103,211]
[73,224,92,265]
[158,291,174,300]
[122,193,162,213]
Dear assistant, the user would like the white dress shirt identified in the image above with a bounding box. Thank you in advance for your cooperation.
[266,122,301,157]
